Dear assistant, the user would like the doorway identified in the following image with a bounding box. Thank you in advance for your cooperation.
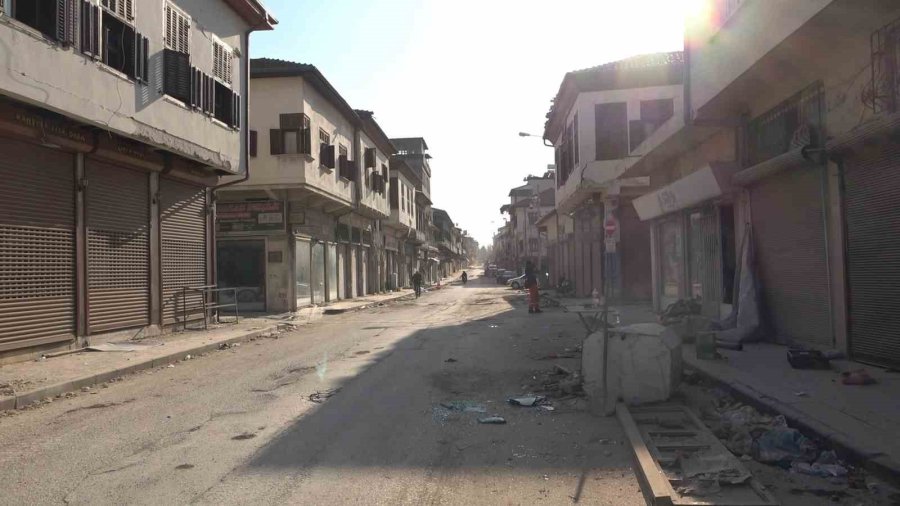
[217,240,266,312]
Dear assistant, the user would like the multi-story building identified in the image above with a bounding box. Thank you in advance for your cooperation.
[390,137,438,283]
[492,223,515,271]
[216,58,391,312]
[544,52,683,298]
[432,208,465,277]
[619,0,900,366]
[499,173,555,278]
[0,0,274,360]
[386,156,418,289]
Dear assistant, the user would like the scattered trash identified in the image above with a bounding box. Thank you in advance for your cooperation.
[440,401,487,413]
[489,324,499,329]
[594,438,617,445]
[508,396,545,407]
[231,433,256,440]
[539,405,555,412]
[787,348,831,370]
[308,388,341,404]
[167,364,175,368]
[184,354,192,360]
[218,342,234,350]
[659,298,702,324]
[794,391,809,397]
[676,479,721,497]
[754,426,818,465]
[791,461,848,478]
[478,416,506,424]
[444,358,458,363]
[554,365,572,376]
[678,452,751,484]
[841,369,876,385]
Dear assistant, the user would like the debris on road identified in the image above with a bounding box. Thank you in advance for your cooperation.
[477,416,506,424]
[507,396,545,407]
[231,433,257,440]
[444,358,458,363]
[440,400,486,413]
[308,388,341,404]
[841,368,876,385]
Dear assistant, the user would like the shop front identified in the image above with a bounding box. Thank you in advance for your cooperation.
[634,164,737,319]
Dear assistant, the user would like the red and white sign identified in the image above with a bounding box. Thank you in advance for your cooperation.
[604,218,618,236]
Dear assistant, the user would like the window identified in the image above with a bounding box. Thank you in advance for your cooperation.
[338,144,355,180]
[101,0,132,21]
[165,2,190,54]
[212,39,233,85]
[364,147,377,169]
[12,0,63,40]
[529,238,539,252]
[319,129,335,169]
[249,130,257,157]
[390,177,399,209]
[630,99,674,151]
[595,102,628,160]
[747,82,824,165]
[270,113,311,155]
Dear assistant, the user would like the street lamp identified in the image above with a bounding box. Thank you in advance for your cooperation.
[518,131,553,147]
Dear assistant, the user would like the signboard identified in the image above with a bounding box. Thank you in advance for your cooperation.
[217,201,284,233]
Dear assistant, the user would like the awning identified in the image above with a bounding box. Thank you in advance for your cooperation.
[632,163,737,221]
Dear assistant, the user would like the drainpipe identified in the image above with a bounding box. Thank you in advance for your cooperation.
[213,29,253,193]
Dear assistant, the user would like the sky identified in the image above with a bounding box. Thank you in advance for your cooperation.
[251,0,686,246]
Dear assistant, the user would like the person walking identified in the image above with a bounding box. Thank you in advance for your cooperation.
[525,261,541,314]
[412,269,423,298]
[461,271,468,285]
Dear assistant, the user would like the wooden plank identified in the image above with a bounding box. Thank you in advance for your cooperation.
[617,403,676,506]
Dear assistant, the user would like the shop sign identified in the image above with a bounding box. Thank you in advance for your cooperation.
[217,201,284,233]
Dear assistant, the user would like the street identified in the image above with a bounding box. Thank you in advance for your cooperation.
[0,274,643,506]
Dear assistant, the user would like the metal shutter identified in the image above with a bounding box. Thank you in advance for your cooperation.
[0,138,75,351]
[844,147,900,367]
[750,165,832,348]
[688,206,722,319]
[86,160,149,333]
[160,179,207,325]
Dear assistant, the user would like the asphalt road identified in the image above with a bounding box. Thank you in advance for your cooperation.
[0,273,644,505]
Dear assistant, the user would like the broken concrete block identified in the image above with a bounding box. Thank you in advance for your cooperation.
[582,323,683,415]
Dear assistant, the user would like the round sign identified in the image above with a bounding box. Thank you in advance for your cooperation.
[604,218,617,235]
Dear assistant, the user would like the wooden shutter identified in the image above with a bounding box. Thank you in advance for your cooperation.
[189,67,201,108]
[270,129,284,155]
[301,122,311,155]
[364,147,376,169]
[133,32,149,83]
[204,73,214,115]
[57,0,77,46]
[81,1,100,56]
[390,177,399,207]
[163,49,191,104]
[321,144,336,169]
[232,93,240,129]
[249,130,258,157]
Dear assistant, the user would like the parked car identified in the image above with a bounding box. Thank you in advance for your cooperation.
[495,270,516,284]
[507,274,526,290]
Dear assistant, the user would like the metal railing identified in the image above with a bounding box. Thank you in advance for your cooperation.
[180,285,239,331]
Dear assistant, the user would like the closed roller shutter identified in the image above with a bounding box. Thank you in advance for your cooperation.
[86,160,149,333]
[750,164,832,348]
[0,138,76,351]
[160,179,208,325]
[844,147,900,367]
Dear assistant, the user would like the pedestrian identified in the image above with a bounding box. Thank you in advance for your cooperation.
[461,271,468,285]
[525,261,541,314]
[412,269,423,298]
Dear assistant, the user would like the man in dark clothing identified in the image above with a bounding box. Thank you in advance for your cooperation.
[461,271,468,284]
[525,261,541,314]
[412,270,423,298]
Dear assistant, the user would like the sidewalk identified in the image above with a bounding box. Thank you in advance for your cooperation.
[0,289,414,412]
[684,342,900,481]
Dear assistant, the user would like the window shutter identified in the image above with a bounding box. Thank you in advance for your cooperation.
[232,93,240,129]
[57,0,77,46]
[301,125,311,155]
[133,32,149,83]
[249,130,258,157]
[124,0,133,20]
[390,177,399,207]
[321,144,336,169]
[163,48,191,104]
[364,147,376,169]
[270,130,284,155]
[207,73,215,115]
[80,1,100,56]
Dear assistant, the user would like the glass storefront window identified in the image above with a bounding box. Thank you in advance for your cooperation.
[312,241,326,304]
[327,243,338,301]
[295,238,311,306]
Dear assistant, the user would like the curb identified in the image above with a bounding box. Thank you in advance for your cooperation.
[322,292,413,315]
[0,324,282,412]
[685,364,900,488]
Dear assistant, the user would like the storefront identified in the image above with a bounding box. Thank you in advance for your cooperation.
[634,164,737,319]
[0,100,214,357]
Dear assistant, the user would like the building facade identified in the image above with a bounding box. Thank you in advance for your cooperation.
[621,0,900,366]
[390,138,438,284]
[544,52,684,299]
[216,58,391,313]
[0,0,274,361]
[499,173,556,279]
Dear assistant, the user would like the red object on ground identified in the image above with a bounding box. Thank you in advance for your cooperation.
[841,369,876,385]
